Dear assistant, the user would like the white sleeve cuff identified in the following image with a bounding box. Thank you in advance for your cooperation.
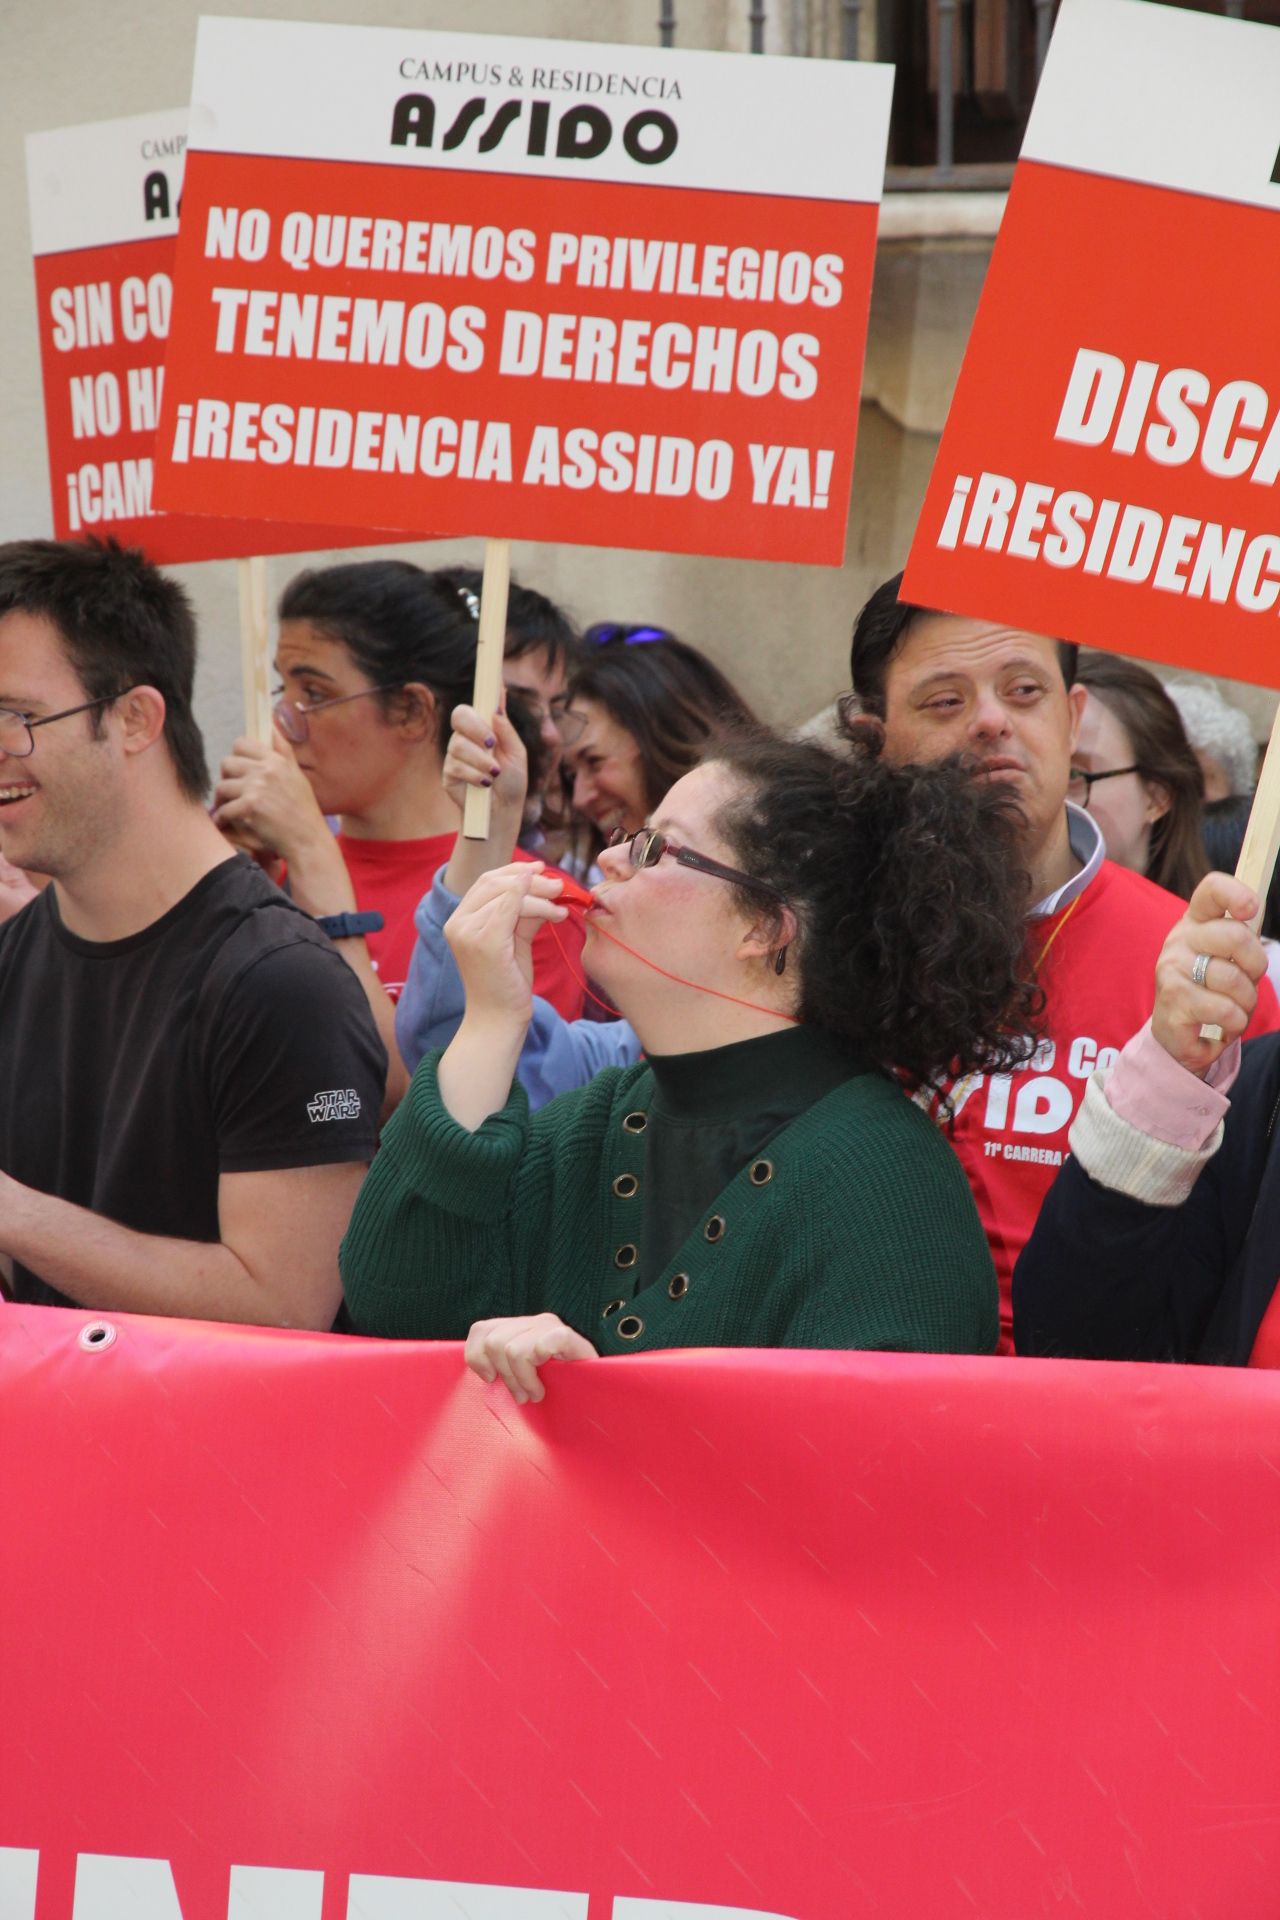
[1068,1069,1224,1206]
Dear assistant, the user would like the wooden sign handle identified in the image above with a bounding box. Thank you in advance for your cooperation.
[238,555,274,743]
[1200,698,1280,1041]
[462,538,512,841]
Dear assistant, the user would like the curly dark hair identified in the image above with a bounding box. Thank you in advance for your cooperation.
[708,728,1042,1088]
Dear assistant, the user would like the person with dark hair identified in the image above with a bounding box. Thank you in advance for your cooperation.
[341,731,1041,1378]
[1201,792,1253,876]
[559,625,757,845]
[843,571,1280,1352]
[1071,652,1207,899]
[394,624,758,1086]
[396,692,639,1099]
[0,538,385,1325]
[433,562,580,847]
[212,561,586,1063]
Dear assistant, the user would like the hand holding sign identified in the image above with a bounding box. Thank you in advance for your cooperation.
[1152,872,1265,1076]
[443,701,525,819]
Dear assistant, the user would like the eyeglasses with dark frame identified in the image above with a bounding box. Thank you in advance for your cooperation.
[553,700,593,749]
[609,826,787,902]
[272,684,403,745]
[0,692,127,759]
[1067,764,1141,810]
[503,682,574,732]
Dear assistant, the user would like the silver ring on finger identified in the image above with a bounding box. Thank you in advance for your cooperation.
[1191,951,1213,988]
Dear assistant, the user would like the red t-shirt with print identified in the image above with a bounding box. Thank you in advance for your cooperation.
[931,860,1280,1354]
[337,831,586,1016]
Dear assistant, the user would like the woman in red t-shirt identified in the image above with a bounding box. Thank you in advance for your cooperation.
[213,560,587,1108]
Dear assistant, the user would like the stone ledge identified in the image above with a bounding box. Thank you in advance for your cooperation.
[878,192,1007,241]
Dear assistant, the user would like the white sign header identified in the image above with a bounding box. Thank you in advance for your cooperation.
[187,15,893,203]
[27,110,188,257]
[1024,0,1280,214]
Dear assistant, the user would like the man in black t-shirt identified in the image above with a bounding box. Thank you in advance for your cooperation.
[0,539,385,1325]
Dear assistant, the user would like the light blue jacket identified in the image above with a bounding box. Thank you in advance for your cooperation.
[395,871,642,1108]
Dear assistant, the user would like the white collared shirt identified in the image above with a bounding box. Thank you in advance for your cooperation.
[1031,803,1105,920]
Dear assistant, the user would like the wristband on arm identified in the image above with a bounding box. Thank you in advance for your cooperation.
[315,911,384,942]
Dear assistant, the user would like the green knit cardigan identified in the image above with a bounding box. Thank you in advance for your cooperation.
[340,1052,998,1355]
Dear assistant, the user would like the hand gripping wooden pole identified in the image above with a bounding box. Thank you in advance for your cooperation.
[237,555,274,743]
[1201,696,1280,1041]
[462,538,512,841]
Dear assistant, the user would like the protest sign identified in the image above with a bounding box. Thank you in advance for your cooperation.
[26,108,421,570]
[152,20,892,567]
[4,1307,1280,1918]
[903,0,1280,688]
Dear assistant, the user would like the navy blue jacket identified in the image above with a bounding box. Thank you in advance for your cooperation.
[1013,1034,1280,1365]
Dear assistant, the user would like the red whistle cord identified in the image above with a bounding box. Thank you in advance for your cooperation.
[548,901,800,1026]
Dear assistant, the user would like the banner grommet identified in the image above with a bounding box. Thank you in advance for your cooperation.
[78,1321,118,1353]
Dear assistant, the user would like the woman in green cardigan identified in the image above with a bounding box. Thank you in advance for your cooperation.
[340,730,1038,1397]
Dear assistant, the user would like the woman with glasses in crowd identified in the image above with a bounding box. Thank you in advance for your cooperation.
[341,728,1041,1390]
[1069,653,1207,899]
[213,560,587,1103]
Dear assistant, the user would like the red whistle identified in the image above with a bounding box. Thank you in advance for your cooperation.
[555,875,595,912]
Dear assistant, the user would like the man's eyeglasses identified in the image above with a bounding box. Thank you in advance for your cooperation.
[504,685,573,732]
[609,826,785,901]
[0,693,126,759]
[553,701,592,749]
[273,685,401,745]
[1067,764,1140,809]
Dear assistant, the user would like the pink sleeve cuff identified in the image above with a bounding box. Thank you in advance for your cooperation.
[1105,1019,1240,1151]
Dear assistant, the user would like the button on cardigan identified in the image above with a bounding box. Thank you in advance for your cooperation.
[340,1045,999,1356]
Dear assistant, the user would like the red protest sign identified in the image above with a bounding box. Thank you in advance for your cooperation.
[26,111,422,566]
[152,23,892,566]
[903,0,1280,686]
[5,1309,1280,1917]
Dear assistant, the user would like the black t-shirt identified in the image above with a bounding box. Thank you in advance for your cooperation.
[0,855,386,1307]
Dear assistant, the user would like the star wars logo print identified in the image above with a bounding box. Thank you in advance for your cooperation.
[307,1088,363,1123]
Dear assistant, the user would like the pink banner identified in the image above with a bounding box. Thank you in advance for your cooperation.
[2,1304,1278,1918]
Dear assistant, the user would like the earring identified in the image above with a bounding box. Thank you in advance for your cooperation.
[774,945,788,976]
